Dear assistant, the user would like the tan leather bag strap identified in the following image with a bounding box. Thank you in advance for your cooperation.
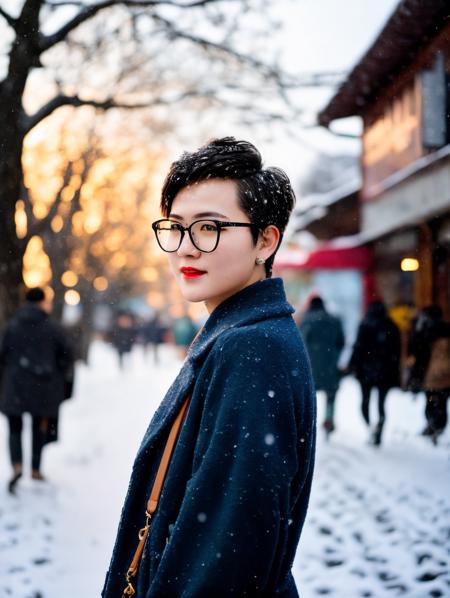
[123,396,190,596]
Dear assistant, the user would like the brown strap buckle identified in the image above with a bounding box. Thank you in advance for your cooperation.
[123,575,136,596]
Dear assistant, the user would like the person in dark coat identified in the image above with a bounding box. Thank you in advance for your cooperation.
[0,287,74,493]
[112,311,136,368]
[408,305,450,443]
[300,296,344,435]
[103,138,316,598]
[349,300,401,446]
[172,312,198,358]
[141,313,166,365]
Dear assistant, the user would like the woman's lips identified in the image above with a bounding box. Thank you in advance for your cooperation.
[180,267,207,279]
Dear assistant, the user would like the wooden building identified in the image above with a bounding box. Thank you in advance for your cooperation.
[318,0,450,317]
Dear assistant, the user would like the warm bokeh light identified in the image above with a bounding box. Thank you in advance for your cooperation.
[44,286,55,301]
[141,267,159,282]
[401,258,419,272]
[147,290,164,309]
[15,200,27,239]
[51,214,64,233]
[61,186,75,203]
[93,276,108,291]
[84,212,102,234]
[64,289,80,305]
[23,236,52,288]
[33,201,48,219]
[72,211,84,236]
[104,230,124,252]
[110,252,127,269]
[61,270,78,287]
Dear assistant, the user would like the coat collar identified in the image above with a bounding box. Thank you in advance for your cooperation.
[135,277,293,462]
[188,277,294,364]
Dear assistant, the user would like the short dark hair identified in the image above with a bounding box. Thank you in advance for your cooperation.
[161,137,296,276]
[309,296,324,310]
[25,287,45,303]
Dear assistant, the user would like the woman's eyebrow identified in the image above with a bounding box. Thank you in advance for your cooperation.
[169,211,229,220]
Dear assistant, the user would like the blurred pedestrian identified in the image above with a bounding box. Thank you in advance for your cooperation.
[300,296,344,436]
[172,312,197,358]
[407,305,450,443]
[141,312,165,364]
[349,300,401,446]
[0,287,74,493]
[103,137,315,597]
[111,311,135,369]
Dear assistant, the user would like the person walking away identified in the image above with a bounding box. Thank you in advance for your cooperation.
[349,300,401,446]
[141,313,165,365]
[112,311,135,369]
[172,312,197,359]
[300,296,344,436]
[0,287,74,493]
[408,305,450,443]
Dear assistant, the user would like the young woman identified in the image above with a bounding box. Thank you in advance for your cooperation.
[102,138,316,597]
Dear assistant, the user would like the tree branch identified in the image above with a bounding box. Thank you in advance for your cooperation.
[44,161,74,226]
[62,150,95,235]
[21,87,215,132]
[39,0,237,52]
[152,14,289,87]
[21,94,152,133]
[0,6,17,28]
[19,181,36,248]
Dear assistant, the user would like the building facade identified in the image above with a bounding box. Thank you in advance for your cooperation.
[319,0,450,318]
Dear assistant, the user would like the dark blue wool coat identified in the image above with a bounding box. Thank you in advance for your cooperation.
[102,278,316,598]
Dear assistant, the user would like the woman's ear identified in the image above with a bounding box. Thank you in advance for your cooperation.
[258,225,280,260]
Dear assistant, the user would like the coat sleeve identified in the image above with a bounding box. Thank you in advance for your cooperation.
[337,319,345,352]
[52,323,74,373]
[147,330,306,596]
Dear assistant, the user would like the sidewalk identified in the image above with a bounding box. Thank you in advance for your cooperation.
[0,341,449,597]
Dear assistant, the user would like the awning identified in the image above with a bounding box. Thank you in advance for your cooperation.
[274,244,373,271]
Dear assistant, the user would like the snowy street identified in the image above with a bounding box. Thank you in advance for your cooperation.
[1,341,449,598]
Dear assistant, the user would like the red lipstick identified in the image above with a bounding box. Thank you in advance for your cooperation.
[180,267,206,279]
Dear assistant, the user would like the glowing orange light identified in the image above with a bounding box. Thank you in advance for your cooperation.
[65,290,80,306]
[401,258,419,272]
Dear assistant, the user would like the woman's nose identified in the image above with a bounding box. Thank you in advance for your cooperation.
[177,230,200,257]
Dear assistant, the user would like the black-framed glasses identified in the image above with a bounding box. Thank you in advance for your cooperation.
[152,218,259,253]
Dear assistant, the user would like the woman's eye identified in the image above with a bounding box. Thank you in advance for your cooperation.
[201,224,217,232]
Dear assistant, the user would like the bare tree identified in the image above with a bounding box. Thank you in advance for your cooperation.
[0,0,296,326]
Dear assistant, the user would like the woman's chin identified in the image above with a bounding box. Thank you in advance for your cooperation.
[178,285,210,303]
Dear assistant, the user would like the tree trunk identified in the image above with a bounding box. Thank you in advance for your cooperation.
[0,4,41,329]
[0,113,26,329]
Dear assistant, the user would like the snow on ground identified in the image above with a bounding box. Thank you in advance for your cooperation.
[0,341,449,598]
